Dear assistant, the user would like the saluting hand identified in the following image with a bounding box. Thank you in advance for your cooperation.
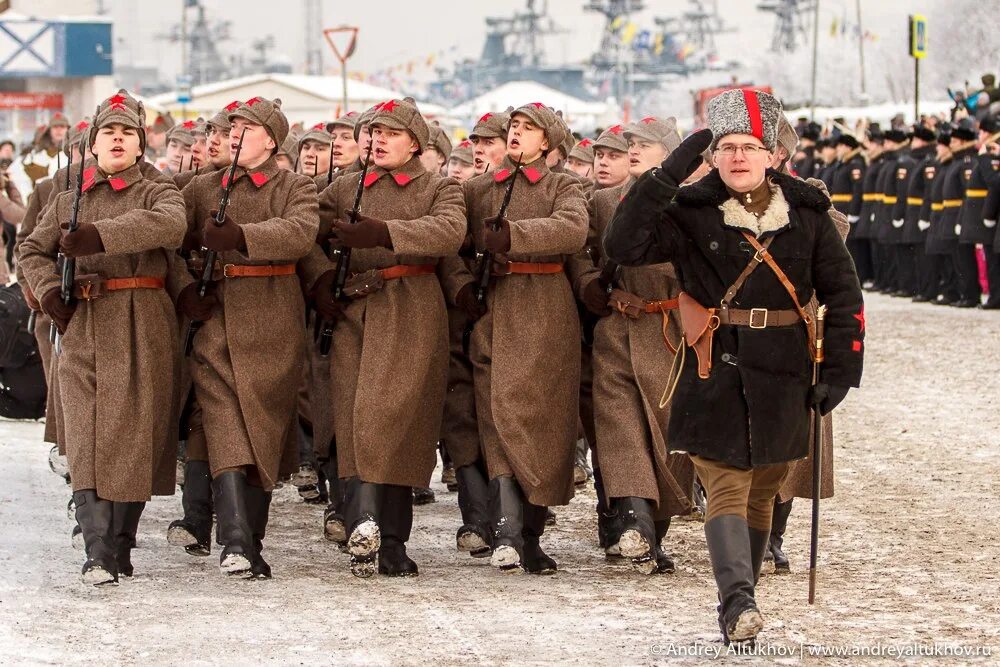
[653,128,714,186]
[202,211,245,252]
[480,215,511,253]
[330,210,392,249]
[40,287,77,334]
[58,222,104,258]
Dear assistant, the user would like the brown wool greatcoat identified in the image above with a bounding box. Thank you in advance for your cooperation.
[19,163,187,501]
[569,178,693,519]
[181,156,318,490]
[300,157,465,488]
[442,155,588,507]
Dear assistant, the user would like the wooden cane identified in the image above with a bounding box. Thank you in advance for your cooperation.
[808,304,827,604]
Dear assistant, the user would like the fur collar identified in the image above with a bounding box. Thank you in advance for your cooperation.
[718,181,791,237]
[676,168,831,213]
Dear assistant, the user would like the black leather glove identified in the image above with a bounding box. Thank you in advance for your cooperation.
[202,211,245,252]
[41,287,77,334]
[652,128,713,186]
[176,282,220,322]
[312,270,345,323]
[480,215,511,253]
[58,222,104,258]
[454,282,487,323]
[809,383,850,416]
[581,277,612,317]
[331,210,392,249]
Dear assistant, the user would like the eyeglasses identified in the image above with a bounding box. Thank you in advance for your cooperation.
[715,144,768,156]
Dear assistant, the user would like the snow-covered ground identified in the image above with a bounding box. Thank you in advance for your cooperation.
[0,292,997,665]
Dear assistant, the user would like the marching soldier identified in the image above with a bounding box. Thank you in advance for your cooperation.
[446,140,476,183]
[162,121,196,176]
[19,90,188,585]
[573,115,692,574]
[176,96,319,578]
[298,122,333,181]
[174,112,232,190]
[443,102,588,574]
[275,136,298,171]
[303,98,465,578]
[421,124,452,176]
[329,111,361,176]
[958,115,1000,307]
[605,89,864,643]
[566,138,595,181]
[791,122,821,179]
[893,125,937,299]
[592,125,630,190]
[469,110,511,175]
[146,112,175,162]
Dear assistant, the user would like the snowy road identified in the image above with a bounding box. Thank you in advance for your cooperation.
[0,292,997,665]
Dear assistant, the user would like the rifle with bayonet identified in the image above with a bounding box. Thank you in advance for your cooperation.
[461,154,523,355]
[51,141,86,354]
[317,141,374,357]
[183,128,246,355]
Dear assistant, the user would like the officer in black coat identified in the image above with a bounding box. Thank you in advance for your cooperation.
[874,129,914,294]
[896,125,938,299]
[943,119,982,307]
[986,155,1000,309]
[854,128,886,287]
[791,122,821,179]
[958,115,1000,307]
[604,89,864,646]
[924,132,959,303]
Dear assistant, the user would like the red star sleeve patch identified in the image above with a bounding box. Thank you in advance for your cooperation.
[853,305,865,333]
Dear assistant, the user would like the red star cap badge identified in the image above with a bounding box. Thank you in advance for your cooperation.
[182,120,197,129]
[246,96,264,107]
[312,122,326,130]
[578,138,593,147]
[224,100,242,112]
[75,121,89,131]
[608,125,624,135]
[107,94,127,111]
[640,116,657,124]
[530,102,546,109]
[380,100,399,113]
[458,140,472,148]
[478,113,493,123]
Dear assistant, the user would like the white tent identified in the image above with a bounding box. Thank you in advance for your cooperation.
[148,73,448,126]
[449,81,615,133]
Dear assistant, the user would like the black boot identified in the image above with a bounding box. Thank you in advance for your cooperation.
[522,502,557,574]
[749,525,770,585]
[346,481,383,578]
[489,476,525,571]
[769,499,792,574]
[74,490,118,585]
[378,485,418,577]
[653,518,675,574]
[616,497,658,575]
[413,486,436,505]
[439,442,457,491]
[455,461,492,558]
[323,459,347,546]
[705,515,763,645]
[246,484,273,579]
[594,467,623,558]
[113,502,145,577]
[212,471,255,577]
[167,460,213,556]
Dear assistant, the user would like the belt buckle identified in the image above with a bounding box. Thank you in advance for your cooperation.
[749,308,768,329]
[223,264,236,278]
[77,278,101,300]
[753,247,768,263]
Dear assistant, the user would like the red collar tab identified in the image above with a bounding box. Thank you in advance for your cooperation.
[493,168,511,183]
[108,177,129,191]
[380,100,399,113]
[224,100,242,112]
[363,171,380,188]
[249,171,269,187]
[608,125,624,135]
[107,94,127,111]
[392,173,412,187]
[81,166,98,192]
[522,166,542,184]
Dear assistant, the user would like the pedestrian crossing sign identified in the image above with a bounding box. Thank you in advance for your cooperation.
[910,15,928,59]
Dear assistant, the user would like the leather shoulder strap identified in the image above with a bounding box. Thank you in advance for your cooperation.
[720,236,775,308]
[739,232,812,326]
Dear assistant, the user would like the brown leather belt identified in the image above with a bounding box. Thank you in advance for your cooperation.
[643,298,679,313]
[379,263,436,280]
[717,307,801,329]
[73,275,165,300]
[492,261,564,276]
[223,263,296,278]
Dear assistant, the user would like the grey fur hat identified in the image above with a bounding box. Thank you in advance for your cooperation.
[707,88,783,152]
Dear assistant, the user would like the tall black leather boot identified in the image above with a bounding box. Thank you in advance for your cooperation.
[616,496,658,574]
[705,515,763,645]
[455,460,492,558]
[378,484,418,577]
[113,501,145,577]
[653,518,675,574]
[489,476,525,571]
[167,460,213,556]
[594,467,623,558]
[74,490,117,585]
[769,499,792,573]
[346,481,383,578]
[212,471,255,577]
[522,502,557,574]
[323,457,347,546]
[246,484,273,579]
